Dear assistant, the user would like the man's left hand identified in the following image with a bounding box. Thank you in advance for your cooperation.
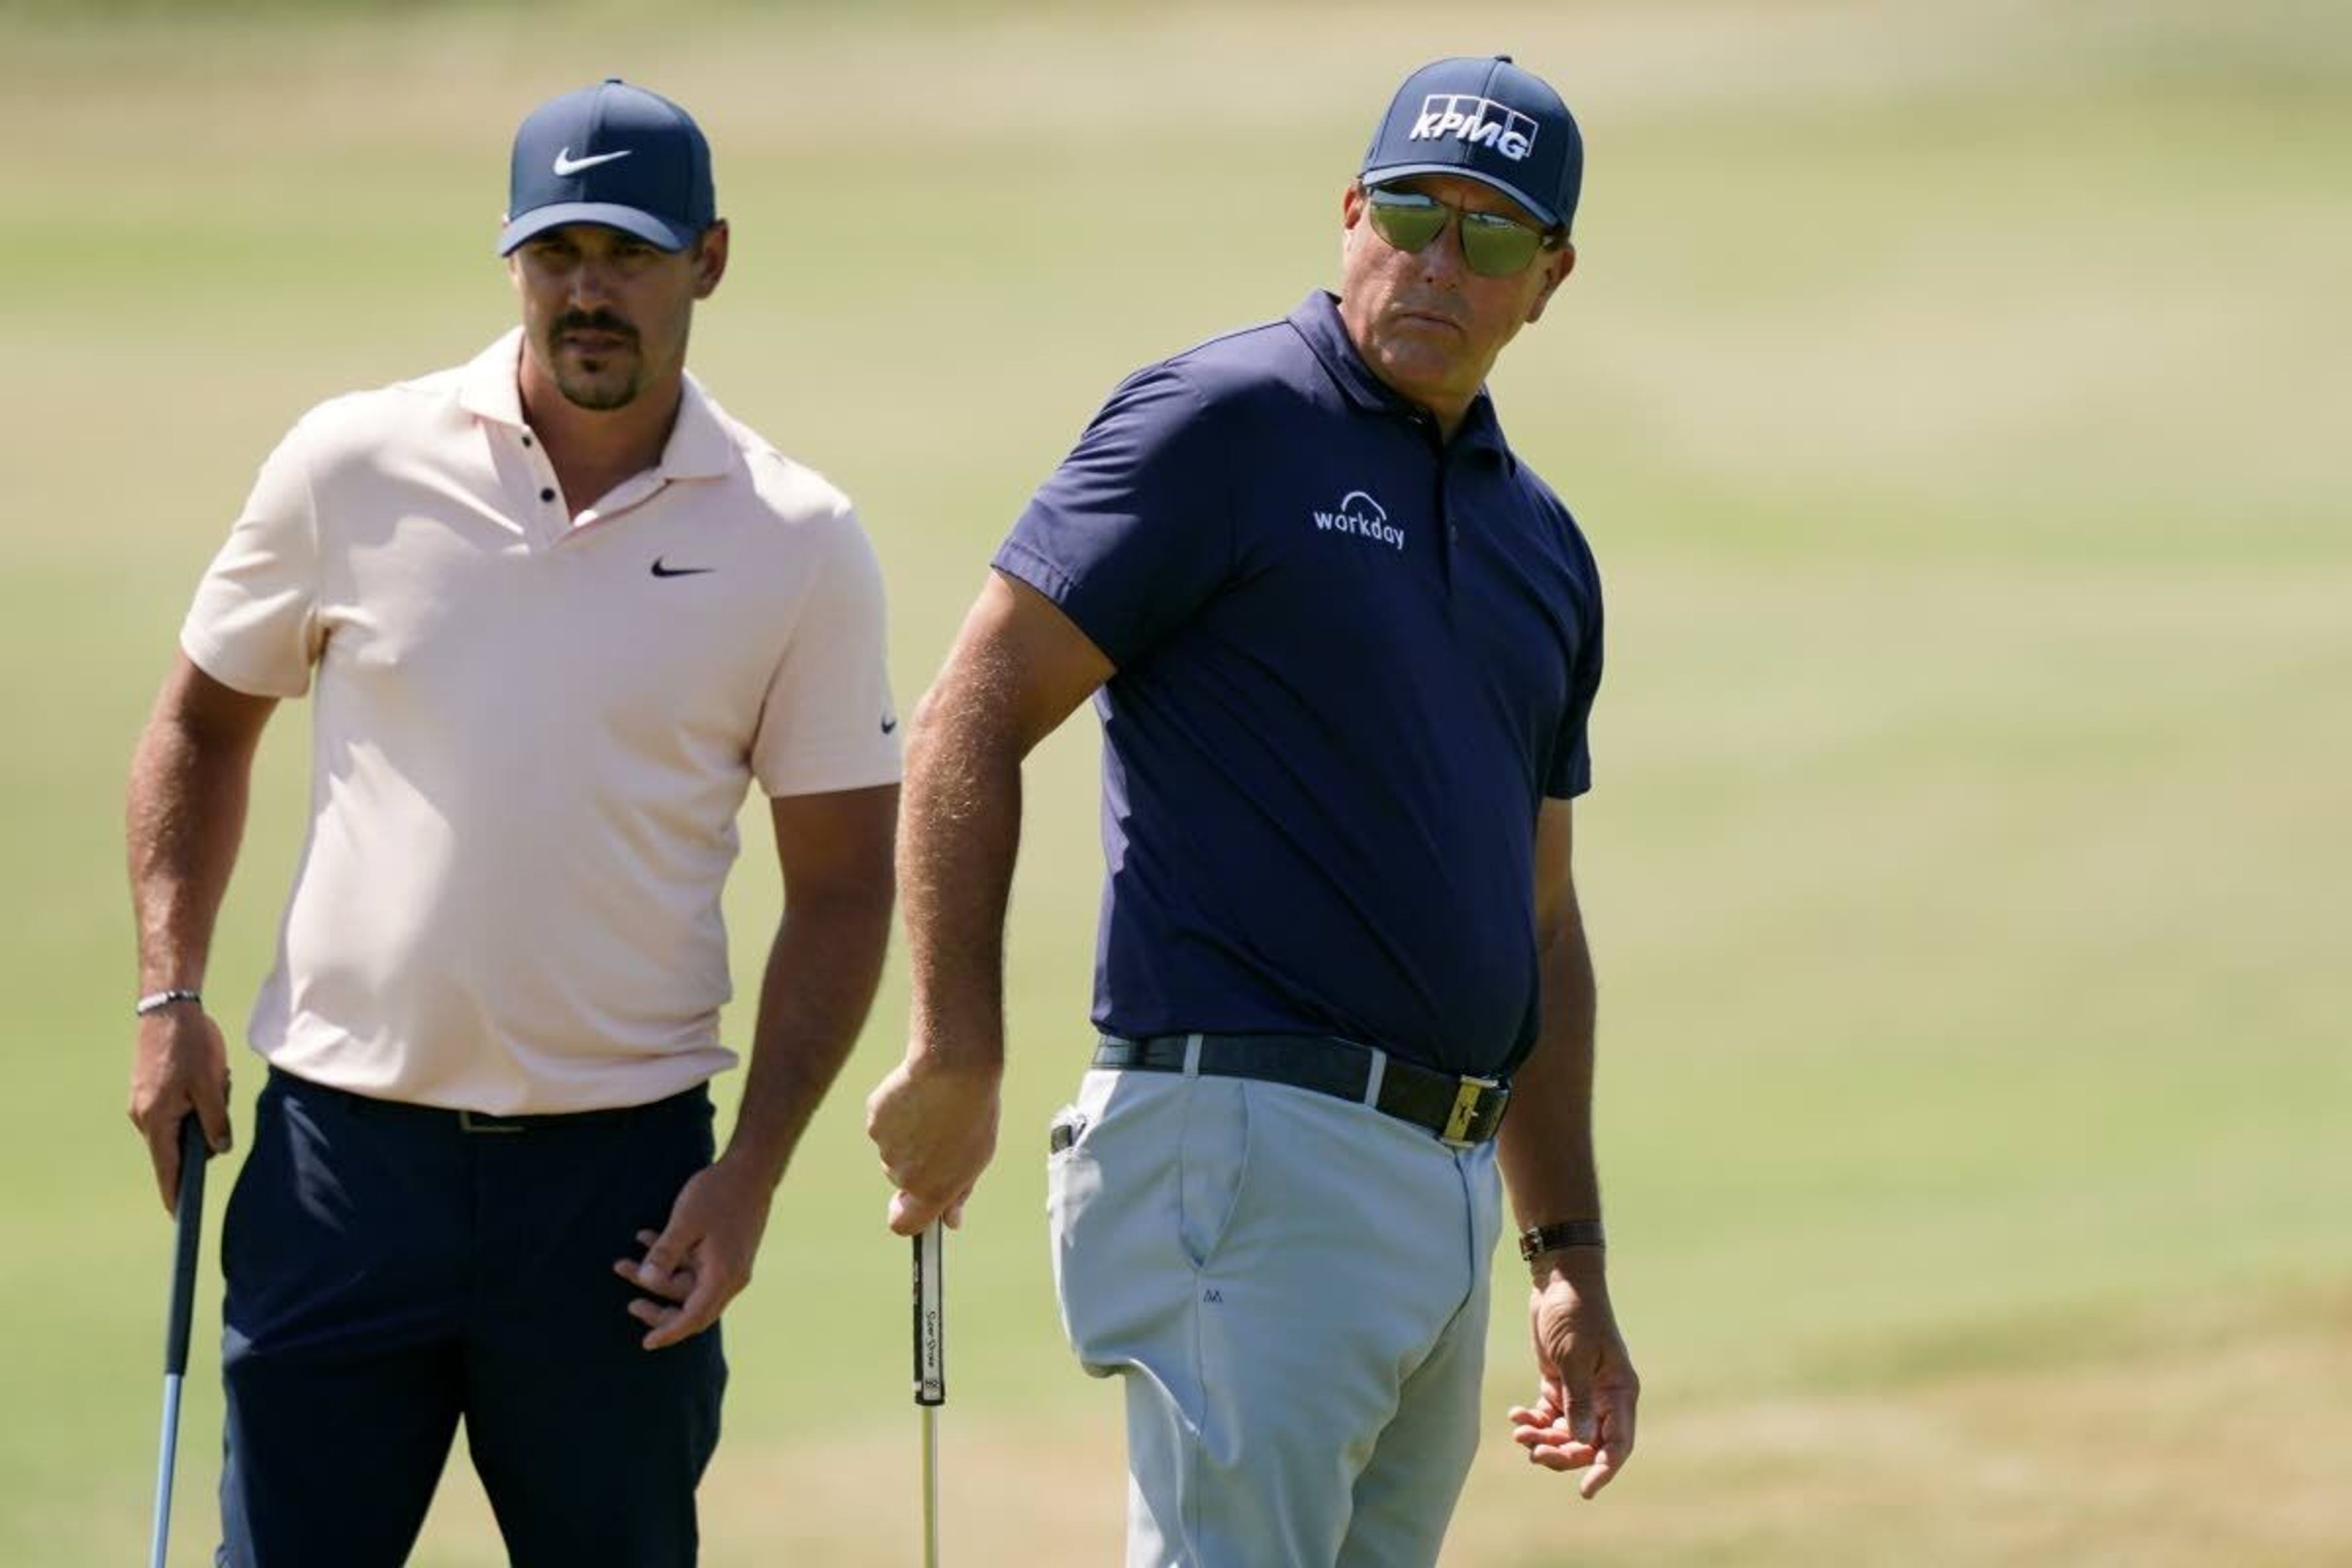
[614,1155,775,1351]
[1509,1257,1640,1497]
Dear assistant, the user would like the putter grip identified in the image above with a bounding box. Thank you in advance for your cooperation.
[164,1115,209,1377]
[912,1222,945,1406]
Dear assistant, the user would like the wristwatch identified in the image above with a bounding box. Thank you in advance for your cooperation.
[1518,1220,1606,1262]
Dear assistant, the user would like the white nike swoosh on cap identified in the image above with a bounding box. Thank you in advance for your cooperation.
[552,146,633,176]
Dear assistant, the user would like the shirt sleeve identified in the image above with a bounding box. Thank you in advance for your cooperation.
[179,418,326,699]
[1545,543,1605,800]
[990,362,1232,669]
[751,508,903,798]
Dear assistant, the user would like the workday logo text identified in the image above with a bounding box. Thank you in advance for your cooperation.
[1312,490,1404,551]
[1409,94,1538,162]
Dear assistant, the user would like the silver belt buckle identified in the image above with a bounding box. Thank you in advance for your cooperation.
[1439,1076,1500,1148]
[458,1108,525,1134]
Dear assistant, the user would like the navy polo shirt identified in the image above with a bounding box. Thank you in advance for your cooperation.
[995,291,1603,1079]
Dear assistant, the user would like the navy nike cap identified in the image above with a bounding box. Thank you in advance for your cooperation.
[497,78,716,255]
[1360,55,1583,232]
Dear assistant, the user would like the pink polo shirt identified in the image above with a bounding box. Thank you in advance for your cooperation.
[182,330,900,1113]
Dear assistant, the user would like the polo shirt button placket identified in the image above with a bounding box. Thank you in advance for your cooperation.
[538,483,564,542]
[512,426,562,518]
[1436,462,1463,589]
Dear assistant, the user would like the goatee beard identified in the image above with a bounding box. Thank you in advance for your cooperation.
[554,368,639,412]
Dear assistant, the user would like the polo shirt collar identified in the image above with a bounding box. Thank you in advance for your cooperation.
[458,327,734,481]
[1286,290,1513,464]
[458,330,530,429]
[658,377,734,480]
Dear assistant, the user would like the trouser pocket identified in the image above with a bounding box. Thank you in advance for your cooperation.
[1176,1076,1251,1270]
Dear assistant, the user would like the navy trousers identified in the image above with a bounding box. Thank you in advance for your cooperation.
[217,1068,726,1567]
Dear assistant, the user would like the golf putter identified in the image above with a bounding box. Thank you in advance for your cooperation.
[149,1115,209,1568]
[913,1219,945,1567]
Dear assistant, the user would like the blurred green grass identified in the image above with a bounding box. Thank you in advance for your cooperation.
[2,2,2348,1563]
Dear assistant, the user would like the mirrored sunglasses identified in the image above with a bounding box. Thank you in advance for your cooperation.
[1364,184,1557,278]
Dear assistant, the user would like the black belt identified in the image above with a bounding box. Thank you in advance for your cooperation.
[1091,1033,1509,1147]
[270,1067,703,1135]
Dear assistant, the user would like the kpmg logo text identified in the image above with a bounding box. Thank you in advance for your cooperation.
[1313,490,1404,551]
[1409,94,1538,162]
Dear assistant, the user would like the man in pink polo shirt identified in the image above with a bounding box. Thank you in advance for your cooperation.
[124,80,899,1566]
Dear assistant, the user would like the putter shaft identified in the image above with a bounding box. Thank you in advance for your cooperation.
[148,1378,183,1568]
[921,1404,939,1568]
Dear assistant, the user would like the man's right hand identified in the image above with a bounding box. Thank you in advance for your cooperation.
[129,1006,232,1214]
[865,1052,1001,1235]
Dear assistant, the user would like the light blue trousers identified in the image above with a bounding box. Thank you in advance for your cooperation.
[1047,1062,1504,1567]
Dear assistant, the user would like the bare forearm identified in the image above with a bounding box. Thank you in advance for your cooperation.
[865,575,1106,1233]
[728,888,894,1187]
[1498,906,1602,1229]
[898,695,1025,1070]
[125,703,265,990]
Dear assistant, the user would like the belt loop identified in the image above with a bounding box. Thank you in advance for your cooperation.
[1181,1032,1204,1076]
[1361,1046,1388,1107]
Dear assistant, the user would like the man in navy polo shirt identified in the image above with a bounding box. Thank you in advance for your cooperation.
[869,55,1637,1562]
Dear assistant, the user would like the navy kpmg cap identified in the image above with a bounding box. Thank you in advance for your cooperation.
[497,78,716,256]
[1360,55,1583,232]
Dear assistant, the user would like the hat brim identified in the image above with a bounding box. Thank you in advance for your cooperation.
[1358,162,1561,232]
[496,203,701,256]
